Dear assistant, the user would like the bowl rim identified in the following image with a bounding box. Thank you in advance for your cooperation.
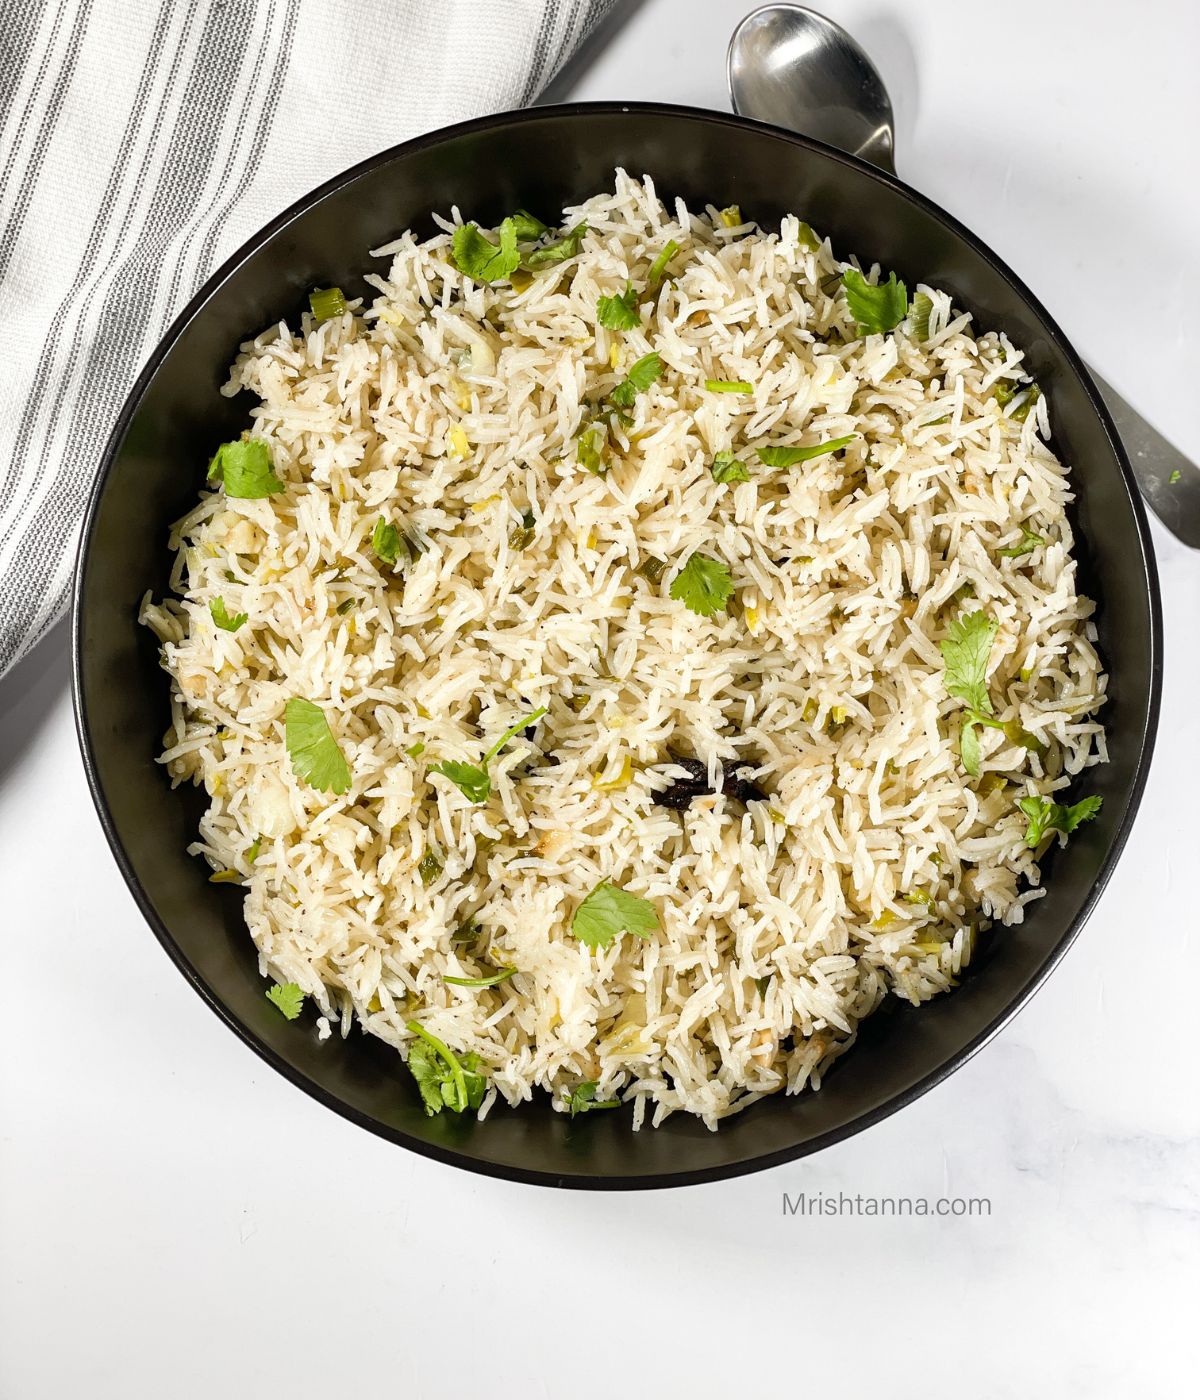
[71,99,1163,1189]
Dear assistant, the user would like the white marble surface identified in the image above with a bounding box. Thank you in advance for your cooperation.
[2,1,1198,1393]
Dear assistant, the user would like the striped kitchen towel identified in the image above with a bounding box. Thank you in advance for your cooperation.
[0,0,614,676]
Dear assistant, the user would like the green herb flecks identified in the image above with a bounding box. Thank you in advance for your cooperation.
[842,267,908,335]
[571,880,658,950]
[432,706,547,804]
[565,1080,621,1117]
[1016,793,1102,848]
[940,611,1009,778]
[405,1020,487,1116]
[596,282,640,331]
[266,982,304,1020]
[941,610,999,715]
[524,221,588,268]
[285,697,351,795]
[610,351,664,409]
[209,597,248,632]
[755,435,856,468]
[997,526,1046,559]
[670,552,735,617]
[711,452,751,484]
[207,439,284,499]
[451,219,521,283]
[509,209,548,240]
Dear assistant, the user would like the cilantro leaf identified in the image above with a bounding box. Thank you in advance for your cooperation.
[940,611,999,716]
[431,758,491,804]
[207,439,284,498]
[571,880,659,950]
[998,526,1046,558]
[756,435,856,468]
[406,1039,449,1115]
[451,219,520,283]
[510,209,548,240]
[372,515,402,566]
[711,452,751,484]
[209,597,247,632]
[524,221,588,268]
[670,552,735,617]
[266,982,304,1020]
[1016,794,1102,848]
[432,707,547,804]
[565,1080,621,1117]
[842,267,909,335]
[596,282,640,331]
[406,1020,487,1115]
[610,351,664,408]
[284,698,351,795]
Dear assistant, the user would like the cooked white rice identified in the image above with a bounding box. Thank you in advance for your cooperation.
[141,170,1107,1129]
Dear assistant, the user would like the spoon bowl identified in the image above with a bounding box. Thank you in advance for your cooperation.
[728,3,896,172]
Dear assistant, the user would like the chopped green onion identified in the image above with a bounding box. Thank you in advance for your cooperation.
[508,509,536,551]
[718,204,743,227]
[309,286,347,323]
[909,291,934,341]
[646,239,679,289]
[1010,384,1041,422]
[418,850,442,886]
[637,556,666,583]
[335,597,356,615]
[576,420,608,476]
[704,379,753,394]
[406,741,425,759]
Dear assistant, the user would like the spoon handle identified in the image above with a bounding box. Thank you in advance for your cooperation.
[1087,370,1200,548]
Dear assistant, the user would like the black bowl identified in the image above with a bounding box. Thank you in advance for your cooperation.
[73,103,1161,1188]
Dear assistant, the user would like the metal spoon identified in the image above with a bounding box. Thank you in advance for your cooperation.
[728,2,1200,548]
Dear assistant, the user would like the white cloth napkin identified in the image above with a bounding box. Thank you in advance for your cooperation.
[0,0,613,675]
